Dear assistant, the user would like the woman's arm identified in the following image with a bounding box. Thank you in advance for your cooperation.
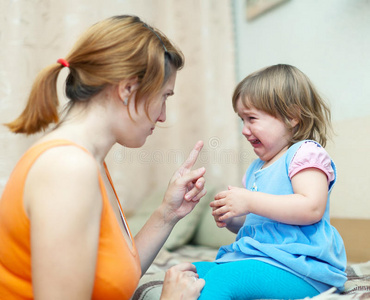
[134,141,207,274]
[211,168,328,226]
[25,147,102,300]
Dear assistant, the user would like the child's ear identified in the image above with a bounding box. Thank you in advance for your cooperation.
[118,78,139,105]
[289,105,301,128]
[290,117,299,128]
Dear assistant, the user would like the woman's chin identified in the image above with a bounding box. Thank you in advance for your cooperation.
[123,138,148,149]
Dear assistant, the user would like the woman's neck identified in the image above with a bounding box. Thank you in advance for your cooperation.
[39,95,116,165]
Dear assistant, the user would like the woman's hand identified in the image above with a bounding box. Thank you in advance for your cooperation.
[135,141,207,274]
[161,140,207,224]
[160,263,205,300]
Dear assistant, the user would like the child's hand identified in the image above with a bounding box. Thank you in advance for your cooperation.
[211,206,228,228]
[211,186,250,224]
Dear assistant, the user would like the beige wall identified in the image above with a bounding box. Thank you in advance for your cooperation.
[233,0,370,219]
[2,0,366,220]
[327,117,370,218]
[0,0,240,215]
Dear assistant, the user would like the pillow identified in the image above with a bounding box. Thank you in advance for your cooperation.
[127,189,209,251]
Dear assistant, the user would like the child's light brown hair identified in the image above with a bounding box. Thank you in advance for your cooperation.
[232,64,332,147]
[6,15,184,134]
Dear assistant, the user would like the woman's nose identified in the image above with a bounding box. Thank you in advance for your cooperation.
[157,103,166,123]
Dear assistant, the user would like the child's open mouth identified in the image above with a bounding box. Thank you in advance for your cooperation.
[249,139,261,146]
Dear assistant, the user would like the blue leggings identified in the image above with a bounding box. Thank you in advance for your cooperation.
[193,260,319,300]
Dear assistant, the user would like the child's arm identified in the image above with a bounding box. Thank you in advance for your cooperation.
[211,168,328,226]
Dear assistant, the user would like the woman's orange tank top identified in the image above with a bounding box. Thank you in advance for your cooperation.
[0,140,141,299]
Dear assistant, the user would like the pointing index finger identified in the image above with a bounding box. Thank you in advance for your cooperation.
[181,140,204,170]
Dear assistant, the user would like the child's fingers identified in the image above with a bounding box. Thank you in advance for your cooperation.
[218,213,229,221]
[216,220,227,228]
[210,199,225,208]
[212,206,228,217]
[214,190,228,200]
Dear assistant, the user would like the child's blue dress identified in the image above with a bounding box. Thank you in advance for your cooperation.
[215,140,347,292]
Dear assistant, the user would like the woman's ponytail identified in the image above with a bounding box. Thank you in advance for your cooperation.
[5,64,62,135]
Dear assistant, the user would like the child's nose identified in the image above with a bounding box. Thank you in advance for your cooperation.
[242,123,251,136]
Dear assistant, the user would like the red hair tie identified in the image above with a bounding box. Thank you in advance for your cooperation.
[57,58,70,68]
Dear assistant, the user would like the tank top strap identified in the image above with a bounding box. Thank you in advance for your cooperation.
[103,163,134,244]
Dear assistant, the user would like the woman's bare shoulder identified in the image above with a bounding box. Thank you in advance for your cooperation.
[24,145,102,217]
[29,144,99,184]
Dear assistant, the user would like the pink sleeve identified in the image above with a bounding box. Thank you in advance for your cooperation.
[288,141,335,183]
[242,173,247,188]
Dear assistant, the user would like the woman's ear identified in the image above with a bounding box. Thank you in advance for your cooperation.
[118,78,139,105]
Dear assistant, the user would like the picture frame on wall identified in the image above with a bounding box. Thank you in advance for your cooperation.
[246,0,290,21]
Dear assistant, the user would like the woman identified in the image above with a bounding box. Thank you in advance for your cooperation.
[0,15,206,299]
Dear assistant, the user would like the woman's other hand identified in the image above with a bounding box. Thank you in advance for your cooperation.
[160,263,205,300]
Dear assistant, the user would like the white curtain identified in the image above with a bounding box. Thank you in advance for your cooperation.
[0,0,247,214]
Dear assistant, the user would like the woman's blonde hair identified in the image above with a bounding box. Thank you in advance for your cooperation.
[232,64,332,147]
[6,15,184,134]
